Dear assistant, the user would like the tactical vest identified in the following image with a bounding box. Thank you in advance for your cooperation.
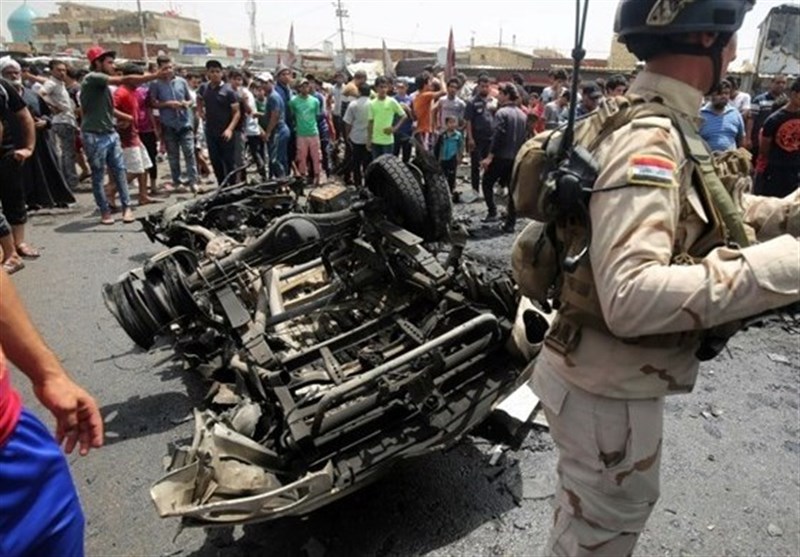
[511,95,751,358]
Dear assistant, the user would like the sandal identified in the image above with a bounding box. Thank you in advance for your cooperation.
[16,243,40,259]
[2,258,25,274]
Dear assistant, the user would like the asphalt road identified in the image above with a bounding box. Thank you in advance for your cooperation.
[11,186,800,557]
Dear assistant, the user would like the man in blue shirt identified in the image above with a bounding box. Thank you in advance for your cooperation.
[257,72,290,178]
[274,65,296,170]
[699,80,744,152]
[149,55,198,191]
[392,79,414,163]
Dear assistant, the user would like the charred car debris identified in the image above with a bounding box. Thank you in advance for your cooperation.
[103,155,549,527]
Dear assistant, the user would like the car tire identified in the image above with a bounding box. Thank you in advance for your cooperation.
[365,155,428,237]
[420,171,452,242]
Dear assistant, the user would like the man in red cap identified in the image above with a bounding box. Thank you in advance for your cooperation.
[80,46,167,224]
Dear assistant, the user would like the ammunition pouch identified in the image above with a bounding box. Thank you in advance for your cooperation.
[511,221,561,309]
[511,131,560,222]
[544,312,703,357]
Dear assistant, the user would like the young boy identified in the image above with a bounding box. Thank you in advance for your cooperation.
[112,63,155,207]
[436,115,464,202]
[288,78,323,186]
[367,76,407,158]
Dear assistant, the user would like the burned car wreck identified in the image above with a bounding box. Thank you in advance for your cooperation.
[103,156,547,527]
[138,175,304,250]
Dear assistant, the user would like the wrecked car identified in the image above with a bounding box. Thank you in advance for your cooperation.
[138,176,304,250]
[103,156,548,526]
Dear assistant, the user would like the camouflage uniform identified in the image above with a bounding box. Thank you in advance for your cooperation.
[531,69,800,555]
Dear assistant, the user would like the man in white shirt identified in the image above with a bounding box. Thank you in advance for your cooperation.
[39,59,79,190]
[231,71,267,180]
[342,83,372,187]
[728,75,752,149]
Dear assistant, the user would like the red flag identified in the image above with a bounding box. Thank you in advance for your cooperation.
[445,27,456,80]
[287,23,297,67]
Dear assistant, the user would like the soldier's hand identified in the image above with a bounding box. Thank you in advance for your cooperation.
[34,375,104,456]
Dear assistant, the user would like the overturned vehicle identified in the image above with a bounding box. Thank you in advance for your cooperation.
[138,175,304,250]
[103,156,547,526]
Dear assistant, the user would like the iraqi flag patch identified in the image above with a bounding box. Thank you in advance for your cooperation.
[627,154,677,188]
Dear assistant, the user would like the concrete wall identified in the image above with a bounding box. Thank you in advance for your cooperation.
[468,46,534,69]
[607,34,638,72]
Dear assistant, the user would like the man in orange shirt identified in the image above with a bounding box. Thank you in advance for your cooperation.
[412,72,445,151]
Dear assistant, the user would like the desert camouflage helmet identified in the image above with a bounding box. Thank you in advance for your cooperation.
[615,0,754,58]
[615,0,754,38]
[615,0,754,91]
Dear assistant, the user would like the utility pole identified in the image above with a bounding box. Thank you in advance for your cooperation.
[246,0,258,55]
[136,0,148,62]
[334,0,349,70]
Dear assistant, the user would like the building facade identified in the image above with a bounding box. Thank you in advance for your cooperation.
[31,1,202,58]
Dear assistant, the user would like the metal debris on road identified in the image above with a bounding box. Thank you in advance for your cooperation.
[767,353,791,365]
[767,523,784,537]
[488,444,508,466]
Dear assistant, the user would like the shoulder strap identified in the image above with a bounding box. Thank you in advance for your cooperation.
[671,115,750,248]
[572,94,673,153]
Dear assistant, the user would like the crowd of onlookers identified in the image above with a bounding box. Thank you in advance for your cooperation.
[699,73,800,199]
[0,46,798,276]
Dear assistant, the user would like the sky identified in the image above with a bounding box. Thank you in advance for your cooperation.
[1,0,794,64]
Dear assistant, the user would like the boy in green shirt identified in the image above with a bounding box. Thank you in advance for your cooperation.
[288,79,323,185]
[367,76,407,158]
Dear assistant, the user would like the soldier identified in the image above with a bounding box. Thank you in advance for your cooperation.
[524,1,800,555]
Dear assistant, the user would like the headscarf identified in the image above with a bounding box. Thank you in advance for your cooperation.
[0,57,23,87]
[0,56,21,74]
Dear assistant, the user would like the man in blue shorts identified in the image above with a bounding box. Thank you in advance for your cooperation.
[0,266,104,556]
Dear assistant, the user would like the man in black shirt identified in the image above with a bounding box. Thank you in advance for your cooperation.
[464,74,495,198]
[749,74,787,157]
[480,83,527,233]
[0,75,35,274]
[196,60,241,186]
[757,78,800,198]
